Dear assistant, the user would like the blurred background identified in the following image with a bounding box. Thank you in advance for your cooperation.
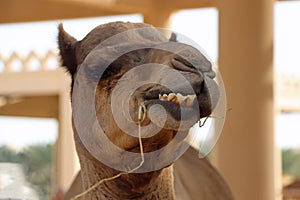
[0,0,299,199]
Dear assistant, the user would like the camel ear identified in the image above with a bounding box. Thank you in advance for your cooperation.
[169,32,177,42]
[58,23,78,76]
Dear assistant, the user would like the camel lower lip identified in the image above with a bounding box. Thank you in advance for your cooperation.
[144,99,199,121]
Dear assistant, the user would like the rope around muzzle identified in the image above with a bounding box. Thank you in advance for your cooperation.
[71,104,146,199]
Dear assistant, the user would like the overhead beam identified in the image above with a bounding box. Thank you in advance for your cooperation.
[150,0,216,10]
[0,0,216,24]
[49,0,143,15]
[0,95,59,118]
[0,0,129,24]
[0,0,294,24]
[54,0,216,13]
[0,70,69,95]
[114,0,216,11]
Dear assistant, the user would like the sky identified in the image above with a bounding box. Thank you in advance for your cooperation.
[0,3,300,149]
[0,117,57,150]
[274,2,300,74]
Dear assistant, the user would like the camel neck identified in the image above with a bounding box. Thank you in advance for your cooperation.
[73,122,176,199]
[79,157,176,199]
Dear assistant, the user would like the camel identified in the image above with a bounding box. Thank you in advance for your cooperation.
[57,21,233,200]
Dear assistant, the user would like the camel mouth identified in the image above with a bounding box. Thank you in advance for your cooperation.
[140,87,203,131]
[144,92,199,121]
[158,93,197,107]
[139,74,219,131]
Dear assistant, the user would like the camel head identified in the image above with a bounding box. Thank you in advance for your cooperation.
[58,22,219,172]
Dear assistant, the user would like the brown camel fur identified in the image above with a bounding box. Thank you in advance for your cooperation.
[58,21,233,200]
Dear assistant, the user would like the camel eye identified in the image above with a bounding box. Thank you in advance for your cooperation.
[100,65,121,80]
[134,57,142,63]
[101,69,115,79]
[84,64,120,81]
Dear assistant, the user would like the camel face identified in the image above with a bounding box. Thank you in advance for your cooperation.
[134,45,219,131]
[58,21,219,162]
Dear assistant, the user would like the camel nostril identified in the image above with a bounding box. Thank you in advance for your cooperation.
[204,70,216,79]
[171,58,197,73]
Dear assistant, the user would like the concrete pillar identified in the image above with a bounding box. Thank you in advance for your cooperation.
[143,9,173,28]
[55,74,79,191]
[217,1,275,200]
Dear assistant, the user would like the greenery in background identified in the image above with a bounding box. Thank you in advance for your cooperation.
[0,144,54,200]
[1,144,300,199]
[282,148,300,178]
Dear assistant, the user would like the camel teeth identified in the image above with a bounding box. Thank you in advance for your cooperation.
[176,93,186,105]
[167,93,176,102]
[158,93,197,107]
[159,94,168,101]
[163,94,168,100]
[186,95,197,107]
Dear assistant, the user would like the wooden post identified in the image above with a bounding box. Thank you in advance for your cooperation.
[56,72,79,190]
[143,8,173,28]
[217,0,276,199]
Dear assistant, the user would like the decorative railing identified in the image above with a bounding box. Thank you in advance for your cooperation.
[277,74,300,98]
[0,50,59,73]
[276,73,300,111]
